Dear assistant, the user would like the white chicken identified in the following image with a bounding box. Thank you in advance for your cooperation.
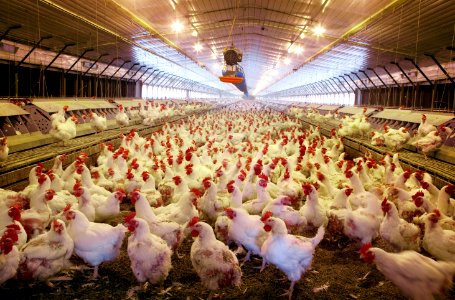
[115,104,129,127]
[18,219,74,283]
[153,191,198,226]
[90,111,107,134]
[422,209,455,261]
[124,214,172,288]
[131,190,183,252]
[370,131,384,147]
[299,184,328,229]
[224,207,268,262]
[188,217,242,293]
[64,207,126,278]
[383,126,411,151]
[360,243,455,300]
[243,177,272,215]
[412,129,443,159]
[0,203,27,248]
[50,114,78,146]
[416,113,437,138]
[379,198,420,251]
[260,213,324,300]
[140,171,162,207]
[262,195,306,234]
[197,178,230,222]
[20,188,54,239]
[437,184,455,217]
[0,137,9,167]
[0,228,20,284]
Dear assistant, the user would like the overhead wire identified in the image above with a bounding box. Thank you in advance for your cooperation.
[226,0,240,47]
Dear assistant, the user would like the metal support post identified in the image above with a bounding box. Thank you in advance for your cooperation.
[44,42,76,72]
[65,48,94,75]
[0,24,21,42]
[109,60,131,80]
[83,53,109,76]
[99,57,121,76]
[137,67,154,82]
[340,76,355,92]
[119,63,139,80]
[146,71,164,85]
[129,65,146,81]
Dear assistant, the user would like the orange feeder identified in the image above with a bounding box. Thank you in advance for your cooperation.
[219,76,244,84]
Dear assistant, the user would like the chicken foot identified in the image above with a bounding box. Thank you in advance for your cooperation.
[280,280,296,300]
[233,244,245,255]
[239,250,251,267]
[259,258,268,272]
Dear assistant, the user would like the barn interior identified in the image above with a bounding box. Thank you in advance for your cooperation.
[0,1,454,299]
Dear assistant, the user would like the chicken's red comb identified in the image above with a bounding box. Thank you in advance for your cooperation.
[10,204,23,211]
[261,211,273,222]
[345,170,353,178]
[226,180,235,187]
[73,181,82,191]
[37,162,45,169]
[317,171,325,181]
[63,204,72,212]
[188,216,199,227]
[116,188,126,194]
[412,191,425,199]
[190,188,201,198]
[419,180,429,189]
[302,183,313,195]
[52,219,61,228]
[38,173,48,184]
[124,212,136,224]
[359,243,372,255]
[433,209,441,218]
[258,173,268,181]
[5,224,20,231]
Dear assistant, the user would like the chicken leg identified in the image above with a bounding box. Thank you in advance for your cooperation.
[240,250,251,266]
[259,259,268,272]
[92,265,100,279]
[280,281,296,300]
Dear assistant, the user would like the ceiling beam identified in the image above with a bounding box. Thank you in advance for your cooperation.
[266,0,411,93]
[193,18,306,34]
[188,5,312,22]
[39,0,217,82]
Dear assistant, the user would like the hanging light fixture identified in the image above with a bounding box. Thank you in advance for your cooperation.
[194,42,203,52]
[171,20,184,33]
[294,45,304,55]
[312,24,326,36]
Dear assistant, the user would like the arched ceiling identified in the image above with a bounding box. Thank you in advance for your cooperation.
[0,0,454,97]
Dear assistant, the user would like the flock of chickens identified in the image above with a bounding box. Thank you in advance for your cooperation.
[300,107,454,158]
[0,101,455,300]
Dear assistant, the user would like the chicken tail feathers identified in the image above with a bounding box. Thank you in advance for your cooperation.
[312,225,325,247]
